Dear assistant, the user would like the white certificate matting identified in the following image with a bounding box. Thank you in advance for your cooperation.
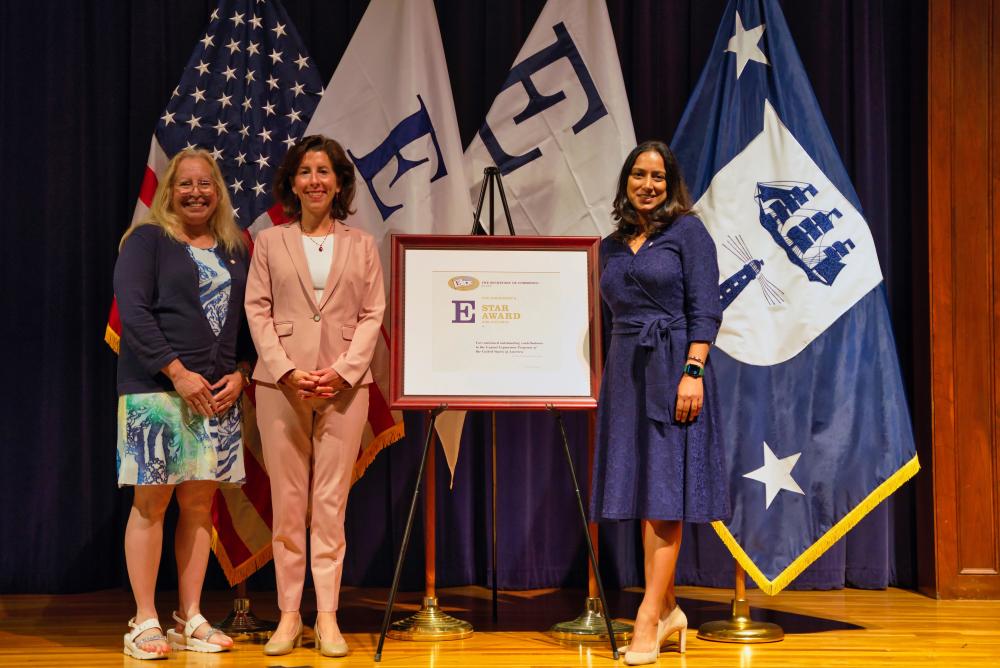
[403,248,592,397]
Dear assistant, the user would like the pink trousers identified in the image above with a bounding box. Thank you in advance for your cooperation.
[256,383,368,612]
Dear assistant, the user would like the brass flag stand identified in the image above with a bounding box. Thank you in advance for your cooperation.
[216,394,276,638]
[386,412,474,641]
[697,563,784,643]
[550,411,632,643]
[216,581,276,639]
[376,407,472,661]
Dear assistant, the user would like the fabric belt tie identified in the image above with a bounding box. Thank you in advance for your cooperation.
[612,316,687,423]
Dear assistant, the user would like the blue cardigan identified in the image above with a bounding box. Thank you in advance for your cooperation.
[113,224,251,395]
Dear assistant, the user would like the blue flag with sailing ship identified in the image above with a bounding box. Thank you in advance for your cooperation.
[670,0,919,595]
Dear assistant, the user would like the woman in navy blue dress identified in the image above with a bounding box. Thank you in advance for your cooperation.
[590,141,729,665]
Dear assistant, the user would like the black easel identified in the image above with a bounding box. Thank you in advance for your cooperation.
[471,166,516,236]
[473,167,618,657]
[470,166,513,624]
[375,168,619,661]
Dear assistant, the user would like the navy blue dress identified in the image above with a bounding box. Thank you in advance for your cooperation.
[590,215,731,523]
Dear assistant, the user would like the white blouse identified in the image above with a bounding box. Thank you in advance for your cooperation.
[302,237,334,303]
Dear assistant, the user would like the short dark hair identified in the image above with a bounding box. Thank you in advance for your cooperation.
[273,135,357,221]
[611,140,692,240]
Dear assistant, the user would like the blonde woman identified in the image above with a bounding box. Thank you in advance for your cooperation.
[114,149,250,659]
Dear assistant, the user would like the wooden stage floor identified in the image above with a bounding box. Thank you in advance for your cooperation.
[1,585,998,667]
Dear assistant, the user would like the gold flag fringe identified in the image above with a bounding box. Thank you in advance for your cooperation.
[211,528,275,588]
[711,453,921,596]
[351,420,406,485]
[104,324,121,354]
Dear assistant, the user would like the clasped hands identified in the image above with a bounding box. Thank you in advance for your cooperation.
[165,360,244,417]
[280,368,349,399]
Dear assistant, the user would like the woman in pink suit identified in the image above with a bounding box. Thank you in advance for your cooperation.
[245,135,385,657]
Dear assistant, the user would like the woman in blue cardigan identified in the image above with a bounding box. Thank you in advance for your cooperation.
[113,149,250,659]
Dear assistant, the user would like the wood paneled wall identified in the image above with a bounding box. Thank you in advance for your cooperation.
[924,0,1000,598]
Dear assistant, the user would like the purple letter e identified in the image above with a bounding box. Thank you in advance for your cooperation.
[452,300,476,323]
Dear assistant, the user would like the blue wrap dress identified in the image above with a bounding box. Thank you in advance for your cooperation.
[590,215,731,523]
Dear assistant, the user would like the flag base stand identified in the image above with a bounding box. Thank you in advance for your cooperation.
[216,595,276,639]
[697,597,783,643]
[386,596,474,641]
[697,565,783,643]
[548,597,632,642]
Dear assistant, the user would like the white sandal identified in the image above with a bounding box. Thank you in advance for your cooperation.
[166,611,230,653]
[124,617,169,660]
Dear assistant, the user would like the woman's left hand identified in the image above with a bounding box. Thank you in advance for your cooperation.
[675,375,704,423]
[298,368,349,399]
[211,371,245,414]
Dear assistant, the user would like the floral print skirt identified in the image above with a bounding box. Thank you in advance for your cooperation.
[116,391,245,486]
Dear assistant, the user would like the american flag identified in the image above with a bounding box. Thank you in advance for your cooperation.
[135,0,323,233]
[107,0,326,585]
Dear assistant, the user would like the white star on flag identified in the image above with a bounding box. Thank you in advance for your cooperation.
[743,441,804,509]
[725,12,768,79]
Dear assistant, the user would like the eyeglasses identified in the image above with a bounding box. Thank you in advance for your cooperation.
[175,179,215,193]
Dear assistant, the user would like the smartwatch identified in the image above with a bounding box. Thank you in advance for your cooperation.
[683,363,704,379]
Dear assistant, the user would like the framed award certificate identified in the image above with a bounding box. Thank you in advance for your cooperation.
[389,235,602,410]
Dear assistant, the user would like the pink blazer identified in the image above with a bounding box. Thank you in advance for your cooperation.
[245,221,385,387]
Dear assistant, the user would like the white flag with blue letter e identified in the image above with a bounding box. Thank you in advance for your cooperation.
[463,0,636,236]
[671,0,919,595]
[288,0,473,478]
[435,0,636,482]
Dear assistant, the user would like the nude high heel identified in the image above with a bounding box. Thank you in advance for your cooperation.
[263,621,303,656]
[315,625,349,657]
[657,604,688,653]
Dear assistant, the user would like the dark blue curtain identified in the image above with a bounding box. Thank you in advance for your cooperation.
[0,0,926,594]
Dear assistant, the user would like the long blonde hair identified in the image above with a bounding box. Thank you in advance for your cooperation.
[119,148,246,254]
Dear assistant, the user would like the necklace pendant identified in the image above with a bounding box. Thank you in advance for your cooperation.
[318,245,324,252]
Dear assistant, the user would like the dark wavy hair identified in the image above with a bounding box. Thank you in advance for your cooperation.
[273,135,357,221]
[611,140,692,240]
